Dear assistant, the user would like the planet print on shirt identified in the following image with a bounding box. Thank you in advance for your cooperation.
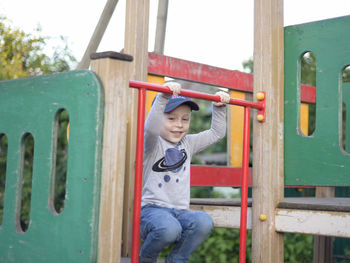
[152,148,187,173]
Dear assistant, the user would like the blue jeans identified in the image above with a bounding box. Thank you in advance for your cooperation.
[139,204,214,263]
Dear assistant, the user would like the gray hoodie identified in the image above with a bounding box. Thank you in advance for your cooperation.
[141,95,227,210]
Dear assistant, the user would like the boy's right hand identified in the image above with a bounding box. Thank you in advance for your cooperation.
[162,82,181,98]
[214,91,230,107]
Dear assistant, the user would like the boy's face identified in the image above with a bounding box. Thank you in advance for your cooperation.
[161,104,191,143]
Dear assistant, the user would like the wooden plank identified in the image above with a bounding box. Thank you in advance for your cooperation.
[147,53,316,104]
[122,0,150,258]
[228,90,245,167]
[146,74,163,117]
[190,205,252,229]
[275,208,350,238]
[252,0,284,262]
[91,53,133,263]
[313,237,333,263]
[300,102,309,136]
[277,197,350,212]
[191,198,252,207]
[300,84,316,104]
[148,52,253,92]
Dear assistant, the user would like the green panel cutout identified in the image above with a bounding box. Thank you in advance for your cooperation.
[0,70,104,262]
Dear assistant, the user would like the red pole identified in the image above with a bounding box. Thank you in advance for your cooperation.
[239,106,251,263]
[131,88,146,263]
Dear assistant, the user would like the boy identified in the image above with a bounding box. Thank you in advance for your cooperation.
[140,82,229,263]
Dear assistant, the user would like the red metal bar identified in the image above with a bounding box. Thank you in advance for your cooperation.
[130,80,264,111]
[239,107,251,263]
[190,166,253,187]
[190,165,315,188]
[131,88,146,263]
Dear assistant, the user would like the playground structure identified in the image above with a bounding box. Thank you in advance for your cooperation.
[0,0,350,262]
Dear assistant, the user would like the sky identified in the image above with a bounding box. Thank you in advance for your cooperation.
[1,0,350,72]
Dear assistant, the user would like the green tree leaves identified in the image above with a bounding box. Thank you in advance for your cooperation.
[0,17,76,81]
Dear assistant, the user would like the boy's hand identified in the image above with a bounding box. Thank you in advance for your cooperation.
[162,82,181,98]
[214,91,230,107]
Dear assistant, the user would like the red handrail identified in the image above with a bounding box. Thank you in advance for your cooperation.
[129,80,264,110]
[129,80,266,263]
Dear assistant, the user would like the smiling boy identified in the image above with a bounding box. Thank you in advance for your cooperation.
[140,82,229,263]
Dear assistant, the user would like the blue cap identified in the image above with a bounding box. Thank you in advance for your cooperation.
[164,96,199,113]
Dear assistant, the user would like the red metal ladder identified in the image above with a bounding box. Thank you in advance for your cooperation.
[129,80,266,263]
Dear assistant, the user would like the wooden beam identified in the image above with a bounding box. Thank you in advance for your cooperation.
[77,0,120,69]
[252,0,284,262]
[276,208,350,238]
[190,205,252,229]
[228,90,246,167]
[122,0,150,257]
[90,52,133,263]
[148,52,253,91]
[154,0,168,54]
[147,53,317,104]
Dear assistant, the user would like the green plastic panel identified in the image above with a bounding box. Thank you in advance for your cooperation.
[284,16,350,186]
[0,71,104,262]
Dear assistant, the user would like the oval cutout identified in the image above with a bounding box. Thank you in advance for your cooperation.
[17,133,34,233]
[300,51,316,136]
[0,134,8,227]
[50,109,69,214]
[341,65,350,153]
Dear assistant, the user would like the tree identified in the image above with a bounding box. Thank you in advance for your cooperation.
[0,16,76,81]
[0,17,75,226]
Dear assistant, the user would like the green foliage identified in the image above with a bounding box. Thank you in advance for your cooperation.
[0,18,75,226]
[338,246,350,263]
[343,67,350,83]
[242,57,253,73]
[300,52,316,87]
[190,229,252,263]
[159,227,314,263]
[284,233,313,263]
[189,98,227,157]
[0,16,76,81]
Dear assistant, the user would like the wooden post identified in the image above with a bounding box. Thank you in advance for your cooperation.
[90,52,133,263]
[252,0,284,262]
[122,0,150,257]
[313,187,335,263]
[154,0,169,54]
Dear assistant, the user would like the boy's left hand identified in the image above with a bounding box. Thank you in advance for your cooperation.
[214,91,230,107]
[162,82,181,98]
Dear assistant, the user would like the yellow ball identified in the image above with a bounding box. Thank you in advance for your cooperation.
[256,92,265,100]
[257,114,264,122]
[259,214,267,221]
